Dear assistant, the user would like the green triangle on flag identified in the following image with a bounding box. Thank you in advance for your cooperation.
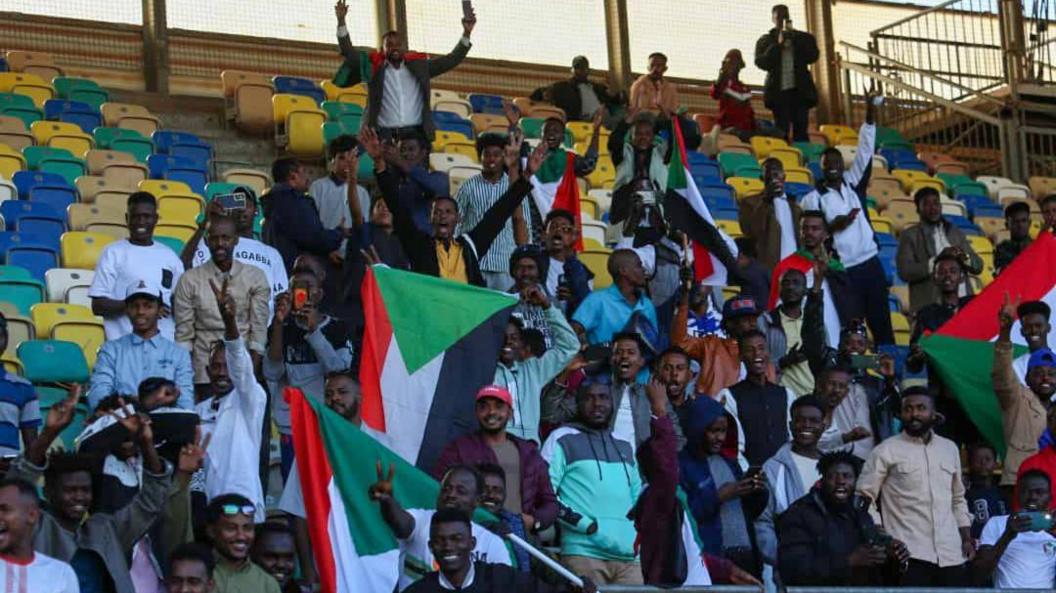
[535,148,570,183]
[373,266,517,373]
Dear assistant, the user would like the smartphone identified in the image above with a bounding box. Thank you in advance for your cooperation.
[1022,510,1055,531]
[293,287,309,311]
[462,0,473,19]
[850,353,880,371]
[582,343,610,365]
[215,192,246,213]
[870,532,893,547]
[745,465,764,479]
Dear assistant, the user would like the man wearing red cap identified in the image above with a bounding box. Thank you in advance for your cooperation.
[433,385,558,538]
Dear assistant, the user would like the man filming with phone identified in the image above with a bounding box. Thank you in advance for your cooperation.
[974,470,1056,588]
[754,4,818,142]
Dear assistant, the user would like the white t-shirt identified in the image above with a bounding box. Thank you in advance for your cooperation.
[789,451,821,492]
[192,235,288,320]
[399,508,512,591]
[88,239,184,340]
[772,195,797,261]
[612,385,637,455]
[979,514,1056,589]
[0,552,80,593]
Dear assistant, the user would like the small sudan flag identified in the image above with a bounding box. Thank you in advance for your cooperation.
[530,149,584,250]
[921,231,1056,454]
[663,117,738,286]
[359,265,518,470]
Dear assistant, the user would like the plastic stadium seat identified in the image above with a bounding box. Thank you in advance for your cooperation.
[321,121,356,146]
[586,158,615,190]
[204,182,250,202]
[996,185,1031,204]
[876,126,907,147]
[0,275,45,315]
[66,202,124,232]
[467,94,504,115]
[891,169,931,193]
[0,92,42,127]
[0,73,54,108]
[718,152,758,178]
[432,130,471,150]
[54,104,102,135]
[0,143,27,179]
[871,216,895,235]
[271,94,326,157]
[909,178,946,196]
[784,167,812,186]
[433,98,473,119]
[750,136,789,159]
[31,120,93,157]
[5,51,62,80]
[818,124,857,147]
[436,118,475,139]
[93,127,153,162]
[138,178,193,197]
[272,76,325,105]
[319,79,364,103]
[727,177,765,200]
[470,113,508,136]
[146,155,207,193]
[884,199,919,232]
[689,161,722,183]
[1028,176,1056,200]
[0,114,33,151]
[11,170,67,198]
[29,302,96,337]
[17,339,89,383]
[225,74,275,135]
[579,250,613,289]
[85,149,147,188]
[321,100,363,123]
[0,302,33,348]
[717,134,752,155]
[158,194,205,223]
[51,77,108,109]
[151,130,200,154]
[448,166,480,196]
[1,199,63,229]
[430,152,475,173]
[0,264,32,281]
[792,141,826,163]
[766,147,802,170]
[6,243,57,283]
[101,103,161,137]
[44,268,94,303]
[891,312,911,346]
[223,169,269,196]
[60,231,115,269]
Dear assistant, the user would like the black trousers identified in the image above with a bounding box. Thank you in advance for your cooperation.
[901,559,968,587]
[771,89,811,143]
[845,255,895,345]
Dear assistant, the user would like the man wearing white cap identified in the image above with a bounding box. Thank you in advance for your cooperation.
[87,278,194,410]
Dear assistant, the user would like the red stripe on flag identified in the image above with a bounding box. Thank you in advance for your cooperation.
[691,241,714,280]
[767,254,814,309]
[938,231,1056,340]
[553,151,584,252]
[288,387,338,593]
[671,116,690,170]
[359,266,394,432]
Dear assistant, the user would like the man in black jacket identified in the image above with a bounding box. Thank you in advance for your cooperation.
[777,450,909,586]
[334,0,475,140]
[754,4,819,142]
[530,56,624,122]
[360,127,545,287]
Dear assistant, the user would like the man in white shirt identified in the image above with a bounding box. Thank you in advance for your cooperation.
[369,463,511,591]
[799,91,893,345]
[0,477,79,593]
[335,0,475,140]
[90,191,185,340]
[184,188,288,322]
[194,278,267,523]
[975,469,1056,589]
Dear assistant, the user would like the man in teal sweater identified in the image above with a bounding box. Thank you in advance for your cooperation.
[541,375,643,585]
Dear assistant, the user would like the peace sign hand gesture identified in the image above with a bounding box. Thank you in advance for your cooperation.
[369,459,396,502]
[209,277,237,324]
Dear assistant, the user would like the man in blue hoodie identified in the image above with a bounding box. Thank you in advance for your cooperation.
[540,375,642,585]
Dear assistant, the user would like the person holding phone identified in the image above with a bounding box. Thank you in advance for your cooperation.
[974,470,1056,588]
[754,4,819,142]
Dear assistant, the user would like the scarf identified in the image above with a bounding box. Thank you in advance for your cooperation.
[707,454,750,549]
[333,50,429,87]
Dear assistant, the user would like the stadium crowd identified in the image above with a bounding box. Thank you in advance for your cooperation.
[5,1,1056,592]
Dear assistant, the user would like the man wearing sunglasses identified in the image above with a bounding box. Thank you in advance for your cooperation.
[207,494,281,593]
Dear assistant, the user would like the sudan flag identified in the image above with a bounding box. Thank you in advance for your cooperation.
[359,265,517,470]
[663,117,738,286]
[288,388,504,593]
[767,250,846,348]
[921,231,1056,454]
[530,149,583,250]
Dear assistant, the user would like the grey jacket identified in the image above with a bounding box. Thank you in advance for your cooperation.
[338,33,471,139]
[12,456,173,593]
[542,379,686,451]
[755,443,814,566]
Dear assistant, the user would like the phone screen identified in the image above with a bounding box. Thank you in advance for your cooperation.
[850,354,879,371]
[462,0,473,18]
[293,287,309,310]
[215,192,247,213]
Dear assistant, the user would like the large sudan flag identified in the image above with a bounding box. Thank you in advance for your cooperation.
[288,388,500,593]
[530,149,584,250]
[921,231,1056,455]
[359,265,518,470]
[663,117,738,285]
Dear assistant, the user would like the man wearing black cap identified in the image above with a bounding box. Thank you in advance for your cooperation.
[88,278,195,410]
[508,244,553,347]
[994,201,1033,275]
[530,56,623,122]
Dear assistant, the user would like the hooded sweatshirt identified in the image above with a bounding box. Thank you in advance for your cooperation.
[541,422,641,561]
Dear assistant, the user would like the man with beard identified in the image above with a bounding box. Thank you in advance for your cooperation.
[993,293,1056,488]
[975,470,1056,588]
[857,387,974,586]
[370,463,512,590]
[778,450,910,585]
[508,245,554,347]
[0,479,81,593]
[250,523,298,593]
[655,346,694,433]
[719,329,798,468]
[542,210,593,317]
[740,158,802,270]
[540,376,643,585]
[531,55,623,122]
[816,364,875,460]
[755,395,826,584]
[433,385,558,538]
[573,250,657,345]
[494,285,579,443]
[206,494,280,593]
[760,266,824,397]
[994,201,1033,275]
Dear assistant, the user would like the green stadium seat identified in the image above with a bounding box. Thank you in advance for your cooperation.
[204,182,252,201]
[52,77,109,110]
[16,339,90,383]
[154,234,185,255]
[0,265,33,281]
[719,152,759,178]
[94,127,153,161]
[39,155,86,186]
[793,141,826,163]
[0,278,45,314]
[22,145,73,169]
[519,117,544,139]
[0,93,42,127]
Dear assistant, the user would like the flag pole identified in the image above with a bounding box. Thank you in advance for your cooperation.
[505,533,585,588]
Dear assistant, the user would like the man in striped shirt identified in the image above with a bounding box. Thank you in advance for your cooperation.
[455,133,531,291]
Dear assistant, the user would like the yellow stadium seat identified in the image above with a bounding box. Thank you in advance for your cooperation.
[287,112,326,158]
[85,222,129,239]
[154,223,197,243]
[889,285,909,312]
[1,353,23,376]
[433,131,472,151]
[869,178,908,209]
[582,237,604,250]
[891,169,931,193]
[579,250,613,289]
[223,168,270,195]
[818,124,857,147]
[968,235,994,256]
[566,122,594,144]
[717,134,753,155]
[158,194,205,223]
[586,158,615,190]
[0,143,27,179]
[443,142,478,163]
[766,147,802,170]
[975,216,1005,240]
[750,136,789,159]
[580,221,607,246]
[29,303,97,339]
[0,303,33,349]
[470,113,509,136]
[320,80,365,102]
[883,199,919,233]
[61,231,116,269]
[75,175,135,204]
[0,115,34,151]
[728,177,765,200]
[717,219,743,238]
[909,178,946,196]
[891,312,911,346]
[139,179,193,197]
[785,166,813,185]
[871,216,894,235]
[722,285,742,301]
[580,196,600,220]
[31,121,93,158]
[0,72,54,108]
[1028,176,1056,200]
[53,322,105,368]
[100,103,161,137]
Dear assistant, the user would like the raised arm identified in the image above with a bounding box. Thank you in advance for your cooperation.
[520,289,580,381]
[335,0,359,60]
[111,412,172,551]
[427,7,475,77]
[210,277,267,421]
[368,460,416,539]
[465,142,543,259]
[845,91,878,188]
[361,127,430,255]
[992,293,1021,411]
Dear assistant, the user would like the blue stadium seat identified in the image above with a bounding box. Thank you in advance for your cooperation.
[14,216,65,239]
[785,182,814,200]
[44,99,101,134]
[892,160,928,173]
[467,94,504,115]
[169,142,212,168]
[0,201,63,231]
[698,182,735,205]
[879,147,916,164]
[432,110,468,124]
[436,119,474,139]
[686,151,713,167]
[875,232,897,249]
[888,294,902,313]
[690,161,721,182]
[6,246,58,283]
[714,207,739,221]
[147,154,206,179]
[273,76,326,105]
[947,214,981,234]
[807,162,823,185]
[0,231,59,258]
[971,203,1004,219]
[151,131,201,154]
[28,185,77,215]
[877,344,910,379]
[0,58,7,73]
[12,170,69,199]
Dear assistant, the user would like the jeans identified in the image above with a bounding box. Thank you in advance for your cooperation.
[772,89,811,143]
[845,255,895,345]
